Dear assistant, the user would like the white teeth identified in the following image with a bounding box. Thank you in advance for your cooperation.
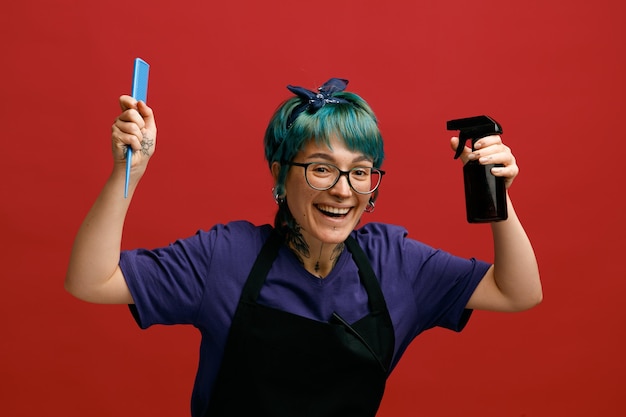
[317,205,349,215]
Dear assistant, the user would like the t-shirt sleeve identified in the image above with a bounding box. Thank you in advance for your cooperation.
[356,223,491,334]
[405,236,491,332]
[119,230,214,329]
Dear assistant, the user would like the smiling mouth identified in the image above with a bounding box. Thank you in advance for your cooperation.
[316,204,350,218]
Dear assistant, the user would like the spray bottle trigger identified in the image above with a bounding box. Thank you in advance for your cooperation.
[448,115,503,160]
[454,131,469,159]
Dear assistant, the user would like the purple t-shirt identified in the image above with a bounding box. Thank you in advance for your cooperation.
[120,221,490,417]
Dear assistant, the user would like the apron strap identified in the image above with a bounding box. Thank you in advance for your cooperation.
[344,235,389,315]
[239,229,283,303]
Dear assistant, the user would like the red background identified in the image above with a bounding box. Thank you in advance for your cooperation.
[2,0,625,415]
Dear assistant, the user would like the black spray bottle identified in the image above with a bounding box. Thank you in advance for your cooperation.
[446,115,508,223]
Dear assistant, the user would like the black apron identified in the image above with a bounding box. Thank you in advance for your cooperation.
[205,230,395,417]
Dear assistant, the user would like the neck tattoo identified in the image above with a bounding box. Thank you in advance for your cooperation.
[314,244,323,273]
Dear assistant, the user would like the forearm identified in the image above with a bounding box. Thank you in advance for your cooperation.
[490,194,542,310]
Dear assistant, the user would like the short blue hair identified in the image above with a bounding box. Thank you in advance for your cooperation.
[264,90,385,197]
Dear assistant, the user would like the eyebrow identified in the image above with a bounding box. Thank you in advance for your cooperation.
[305,152,372,164]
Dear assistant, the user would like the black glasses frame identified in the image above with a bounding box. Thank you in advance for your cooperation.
[284,161,385,195]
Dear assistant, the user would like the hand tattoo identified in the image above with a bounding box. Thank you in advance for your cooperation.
[140,134,154,156]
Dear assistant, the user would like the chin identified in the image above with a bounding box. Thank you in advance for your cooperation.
[318,225,356,244]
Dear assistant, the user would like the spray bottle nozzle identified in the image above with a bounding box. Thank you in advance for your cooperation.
[447,115,503,159]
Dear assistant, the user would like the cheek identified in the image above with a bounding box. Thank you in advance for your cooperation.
[285,171,315,203]
[357,195,370,208]
[285,185,316,218]
[284,170,305,197]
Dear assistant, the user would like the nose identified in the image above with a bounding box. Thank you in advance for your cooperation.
[328,172,353,197]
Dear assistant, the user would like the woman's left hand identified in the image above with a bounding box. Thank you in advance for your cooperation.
[450,135,519,189]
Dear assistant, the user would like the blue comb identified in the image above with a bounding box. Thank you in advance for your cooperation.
[125,58,150,198]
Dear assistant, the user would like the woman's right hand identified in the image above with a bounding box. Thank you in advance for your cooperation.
[111,95,157,178]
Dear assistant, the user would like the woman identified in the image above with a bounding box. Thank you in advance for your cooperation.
[65,78,542,417]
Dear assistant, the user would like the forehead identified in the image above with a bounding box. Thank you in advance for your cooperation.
[298,135,371,162]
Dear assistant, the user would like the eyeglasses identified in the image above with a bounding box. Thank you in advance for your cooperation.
[285,161,385,195]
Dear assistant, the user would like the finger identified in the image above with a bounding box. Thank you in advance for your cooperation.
[476,144,514,166]
[137,101,157,132]
[450,136,472,163]
[117,108,146,128]
[112,125,143,154]
[114,109,147,155]
[491,163,519,188]
[112,122,145,158]
[450,136,470,153]
[114,117,144,141]
[119,95,138,112]
[491,163,519,177]
[473,135,503,150]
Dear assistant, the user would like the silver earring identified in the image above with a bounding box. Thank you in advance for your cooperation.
[272,187,285,205]
[364,198,375,213]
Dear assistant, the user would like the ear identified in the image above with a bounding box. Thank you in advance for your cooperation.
[271,161,281,182]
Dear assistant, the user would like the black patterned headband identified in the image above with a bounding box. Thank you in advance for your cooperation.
[285,78,350,129]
